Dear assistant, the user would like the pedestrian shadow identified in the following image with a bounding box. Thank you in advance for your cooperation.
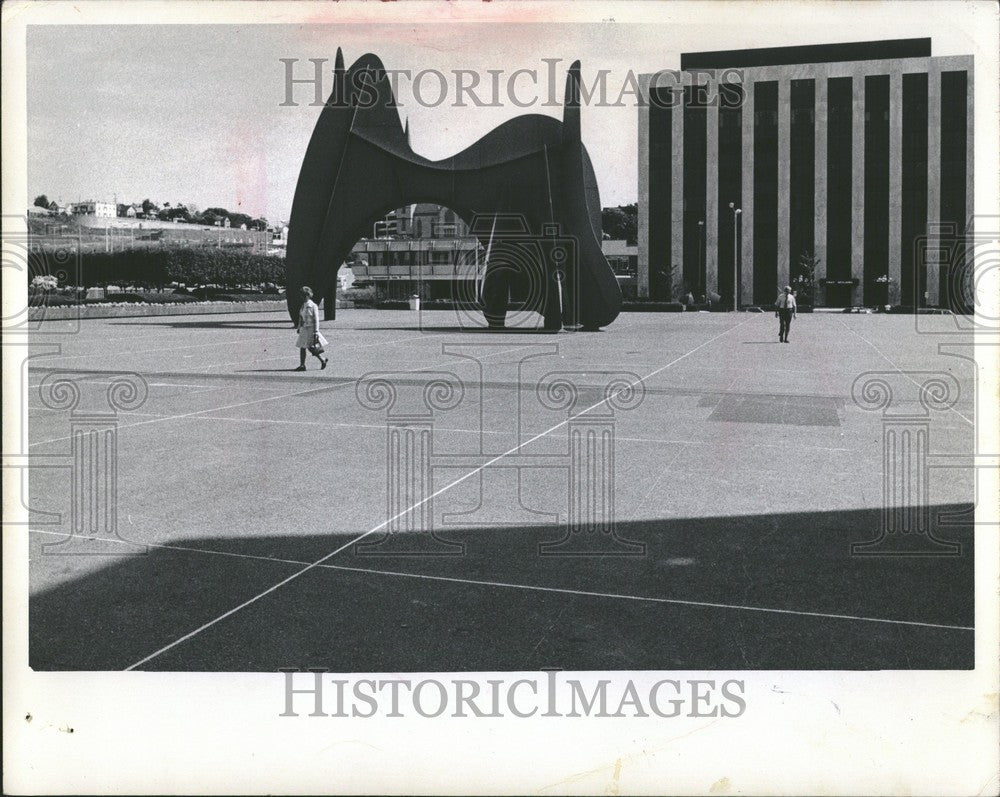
[237,368,317,373]
[107,318,293,331]
[346,325,561,334]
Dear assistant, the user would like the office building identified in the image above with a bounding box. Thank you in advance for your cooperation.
[637,39,974,307]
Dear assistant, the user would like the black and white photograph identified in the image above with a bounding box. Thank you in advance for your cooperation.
[3,1,998,794]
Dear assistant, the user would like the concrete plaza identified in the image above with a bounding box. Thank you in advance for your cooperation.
[26,309,976,670]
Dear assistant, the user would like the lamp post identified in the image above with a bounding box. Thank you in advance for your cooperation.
[729,202,742,310]
[697,220,705,298]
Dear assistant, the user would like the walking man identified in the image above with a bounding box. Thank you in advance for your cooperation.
[775,285,797,343]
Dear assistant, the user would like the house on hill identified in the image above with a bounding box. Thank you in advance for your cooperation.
[71,200,115,218]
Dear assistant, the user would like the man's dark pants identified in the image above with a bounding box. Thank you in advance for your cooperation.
[778,308,794,341]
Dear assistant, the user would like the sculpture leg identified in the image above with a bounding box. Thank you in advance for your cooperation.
[542,271,563,330]
[323,280,337,321]
[481,267,508,329]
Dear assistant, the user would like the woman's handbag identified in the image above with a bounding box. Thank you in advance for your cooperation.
[308,336,325,357]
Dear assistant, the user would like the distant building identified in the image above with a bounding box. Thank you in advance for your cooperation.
[395,203,465,238]
[266,225,290,257]
[638,38,974,308]
[350,204,484,300]
[602,240,638,276]
[71,201,115,218]
[601,239,638,295]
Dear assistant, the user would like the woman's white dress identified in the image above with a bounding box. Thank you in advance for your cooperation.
[295,299,329,348]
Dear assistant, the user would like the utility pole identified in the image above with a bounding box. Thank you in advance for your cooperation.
[697,219,705,297]
[729,202,742,310]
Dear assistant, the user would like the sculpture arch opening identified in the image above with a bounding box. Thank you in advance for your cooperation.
[344,203,581,330]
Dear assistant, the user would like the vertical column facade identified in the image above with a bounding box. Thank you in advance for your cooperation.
[753,80,780,304]
[740,75,755,304]
[926,63,942,306]
[826,77,853,306]
[888,72,903,303]
[646,75,675,300]
[718,81,743,307]
[705,76,720,295]
[637,74,651,298]
[863,75,891,303]
[965,62,974,270]
[671,84,685,298]
[813,76,828,295]
[851,78,866,305]
[776,79,791,291]
[901,72,929,307]
[683,83,709,294]
[789,79,816,289]
[940,67,971,310]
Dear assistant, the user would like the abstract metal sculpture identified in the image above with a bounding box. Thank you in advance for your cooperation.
[286,51,622,331]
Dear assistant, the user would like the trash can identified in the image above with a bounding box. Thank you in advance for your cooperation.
[408,294,420,311]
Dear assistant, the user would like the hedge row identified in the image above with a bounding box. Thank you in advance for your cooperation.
[49,249,287,289]
[29,291,287,307]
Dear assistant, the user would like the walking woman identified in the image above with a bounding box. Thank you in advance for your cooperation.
[294,286,328,370]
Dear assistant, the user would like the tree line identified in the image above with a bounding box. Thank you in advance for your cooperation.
[33,194,271,230]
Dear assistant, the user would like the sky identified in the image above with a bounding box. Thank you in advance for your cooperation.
[25,7,989,224]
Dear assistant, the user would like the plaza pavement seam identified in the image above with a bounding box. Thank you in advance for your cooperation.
[626,443,691,520]
[836,317,975,426]
[28,527,974,634]
[25,404,859,454]
[27,333,282,363]
[28,366,887,403]
[623,372,742,522]
[193,332,455,372]
[26,342,544,449]
[120,318,757,670]
[28,329,452,365]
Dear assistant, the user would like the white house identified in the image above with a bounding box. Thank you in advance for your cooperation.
[71,201,115,218]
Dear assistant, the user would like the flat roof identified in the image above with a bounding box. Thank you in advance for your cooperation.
[680,38,931,70]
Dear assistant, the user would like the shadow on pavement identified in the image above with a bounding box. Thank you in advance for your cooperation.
[30,504,973,671]
[108,318,294,330]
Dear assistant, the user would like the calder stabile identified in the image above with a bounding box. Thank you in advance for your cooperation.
[286,51,622,331]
